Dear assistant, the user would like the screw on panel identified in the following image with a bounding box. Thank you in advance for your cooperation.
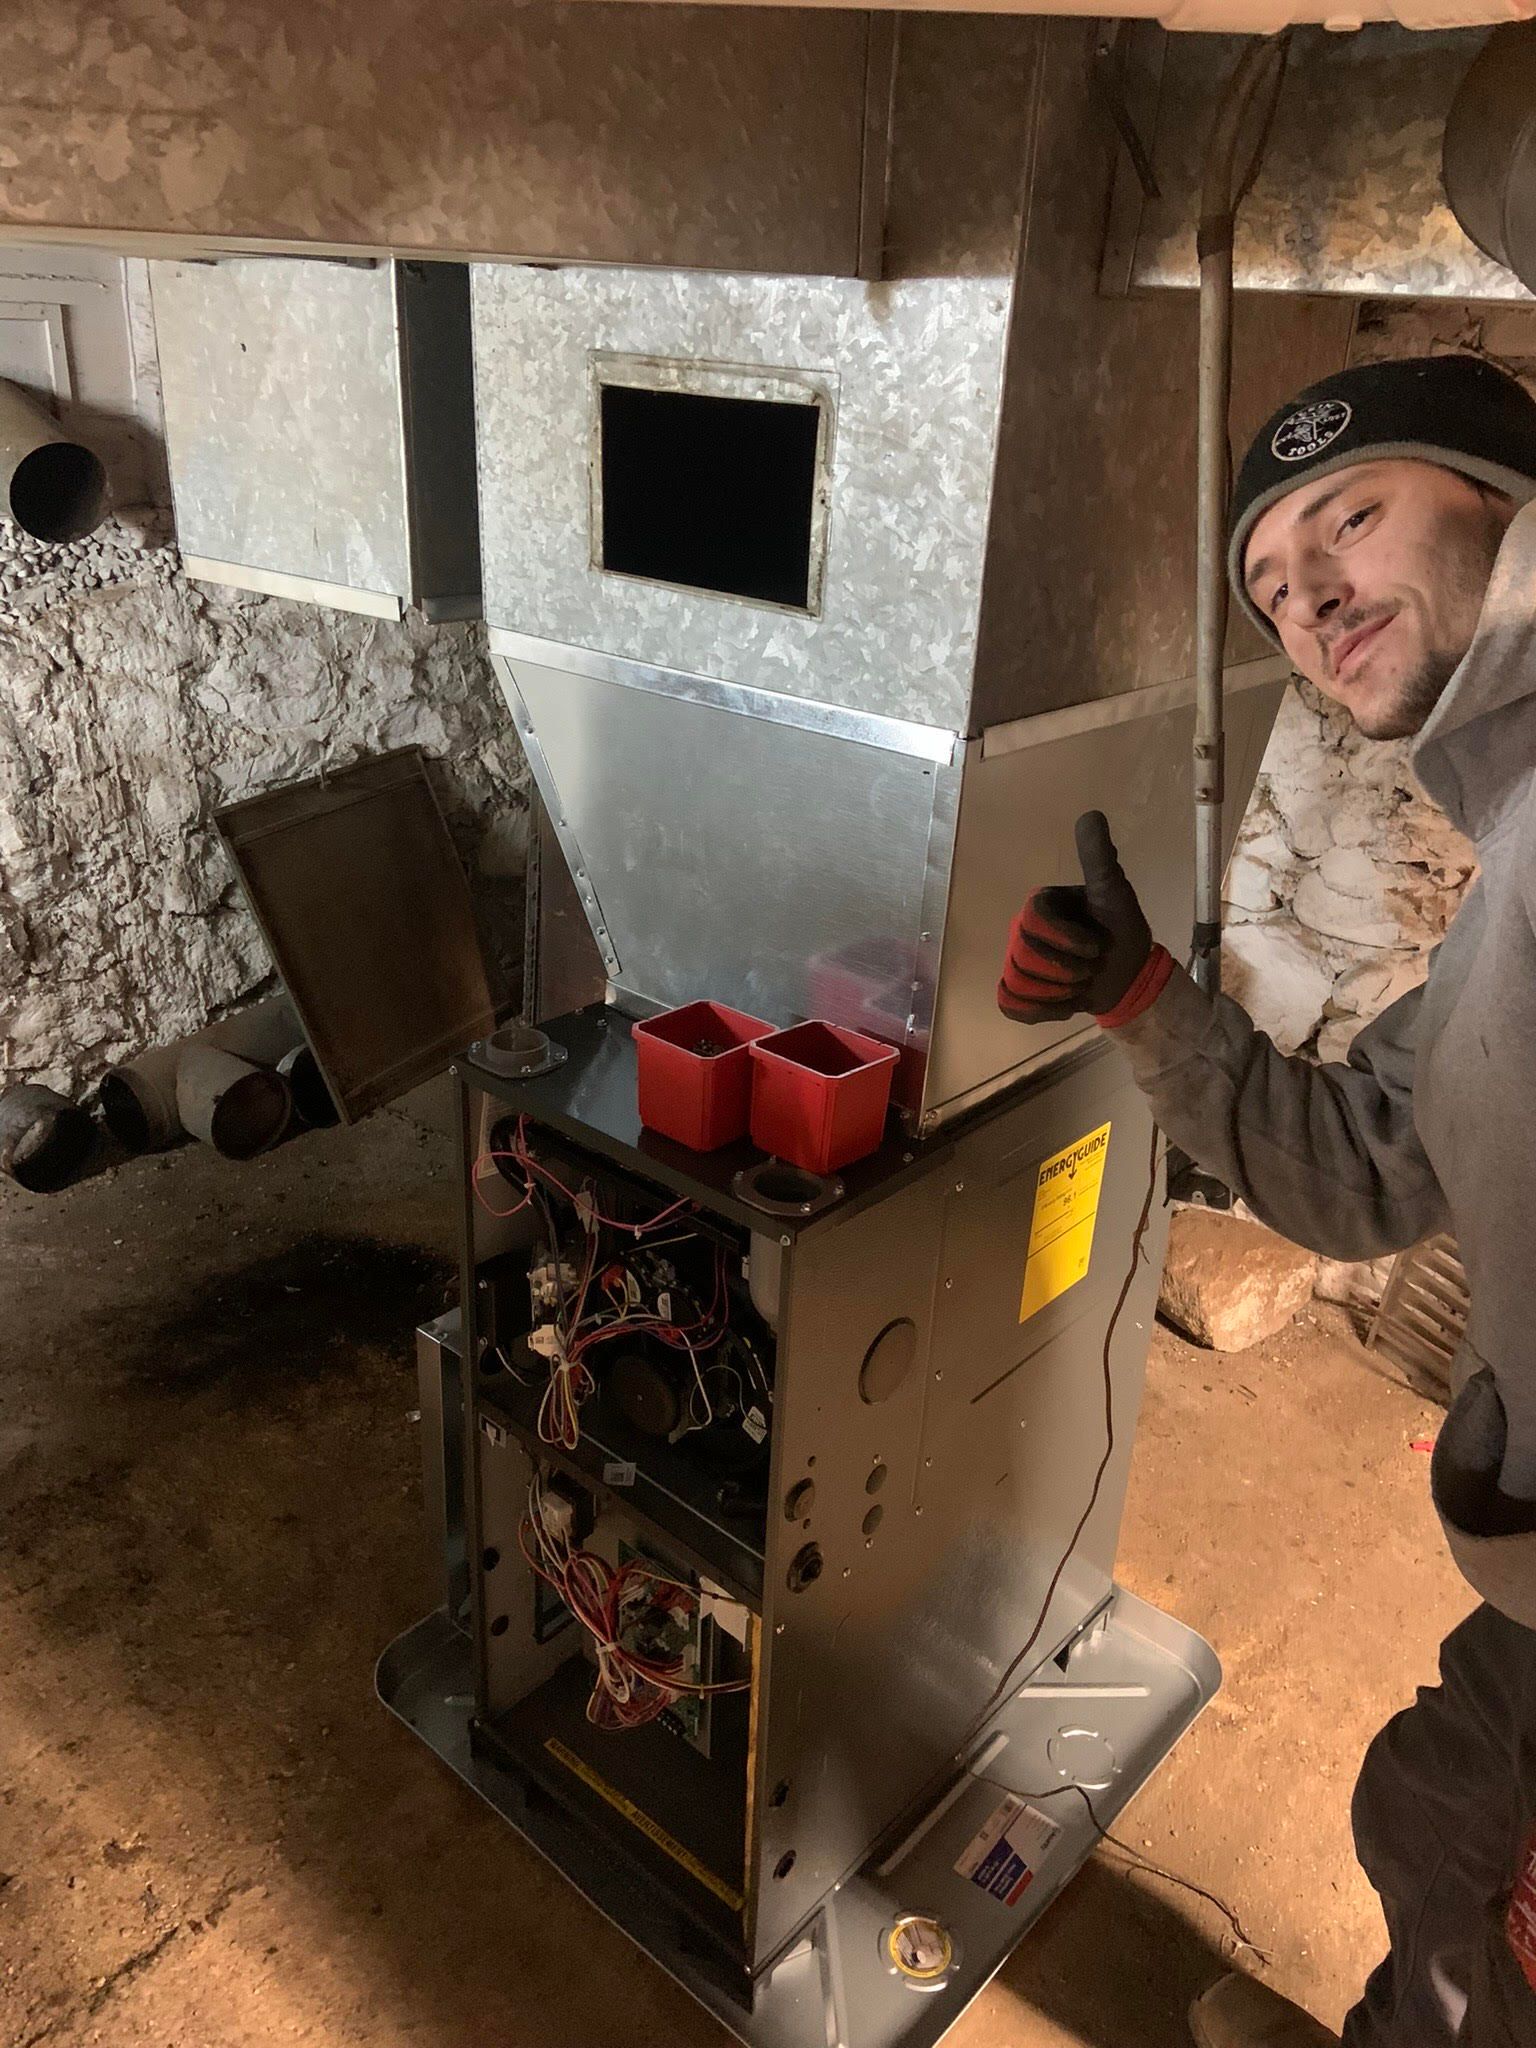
[933,1370,943,1382]
[954,1182,964,1193]
[944,1278,953,1290]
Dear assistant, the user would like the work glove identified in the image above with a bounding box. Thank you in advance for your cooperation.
[997,811,1173,1029]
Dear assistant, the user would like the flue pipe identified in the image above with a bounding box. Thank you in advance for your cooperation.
[176,1046,293,1160]
[99,995,306,1154]
[0,380,109,543]
[0,1084,97,1193]
[1193,33,1290,997]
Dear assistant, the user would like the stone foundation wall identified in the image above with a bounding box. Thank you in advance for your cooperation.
[0,524,526,1096]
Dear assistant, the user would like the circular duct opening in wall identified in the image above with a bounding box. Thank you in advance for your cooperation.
[8,440,109,543]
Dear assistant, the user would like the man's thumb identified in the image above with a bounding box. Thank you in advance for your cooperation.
[1074,810,1124,903]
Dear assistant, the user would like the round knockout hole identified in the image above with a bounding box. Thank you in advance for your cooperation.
[774,1852,797,1881]
[865,1462,888,1495]
[787,1542,824,1593]
[769,1779,791,1808]
[489,1615,510,1637]
[482,1546,501,1570]
[862,1504,884,1538]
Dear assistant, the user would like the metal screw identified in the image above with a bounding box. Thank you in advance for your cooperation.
[944,1278,953,1291]
[865,1539,873,1550]
[924,1457,932,1468]
[954,1182,964,1193]
[914,1506,923,1517]
[933,1370,943,1382]
[902,1152,914,1164]
[774,1623,785,1636]
[842,1566,852,1579]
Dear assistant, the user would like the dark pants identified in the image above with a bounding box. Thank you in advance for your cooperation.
[1343,1605,1536,2046]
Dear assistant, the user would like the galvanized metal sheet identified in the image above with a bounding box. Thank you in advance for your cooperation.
[472,263,1012,732]
[1112,24,1528,300]
[215,748,495,1120]
[496,651,956,1049]
[922,664,1285,1128]
[152,258,417,597]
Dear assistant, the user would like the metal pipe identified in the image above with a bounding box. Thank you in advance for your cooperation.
[0,1084,96,1193]
[99,995,305,1154]
[176,1045,293,1160]
[0,379,109,543]
[1193,34,1290,996]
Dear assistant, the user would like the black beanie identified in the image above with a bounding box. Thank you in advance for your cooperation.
[1229,353,1536,636]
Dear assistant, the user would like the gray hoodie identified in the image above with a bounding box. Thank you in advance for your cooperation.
[1114,497,1536,1629]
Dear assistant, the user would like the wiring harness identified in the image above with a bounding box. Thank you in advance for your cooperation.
[519,1471,750,1729]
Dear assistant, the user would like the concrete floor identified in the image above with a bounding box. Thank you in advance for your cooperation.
[0,1115,1469,2048]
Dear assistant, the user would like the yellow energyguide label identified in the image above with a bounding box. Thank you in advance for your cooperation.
[1018,1121,1112,1324]
[543,1737,745,1911]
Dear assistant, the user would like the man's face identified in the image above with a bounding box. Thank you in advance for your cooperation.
[1242,458,1515,739]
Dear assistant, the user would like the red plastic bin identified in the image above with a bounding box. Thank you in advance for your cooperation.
[748,1020,900,1174]
[632,1000,774,1151]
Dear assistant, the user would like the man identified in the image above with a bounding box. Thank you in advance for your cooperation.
[998,353,1536,2048]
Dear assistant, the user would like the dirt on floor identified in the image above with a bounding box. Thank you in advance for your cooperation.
[0,1114,1468,2048]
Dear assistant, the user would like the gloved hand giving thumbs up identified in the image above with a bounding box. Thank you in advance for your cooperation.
[996,811,1174,1029]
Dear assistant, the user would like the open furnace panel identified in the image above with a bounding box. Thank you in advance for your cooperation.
[471,1114,773,1976]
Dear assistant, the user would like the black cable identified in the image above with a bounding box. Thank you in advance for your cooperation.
[975,1117,1164,1725]
[1010,1780,1269,1963]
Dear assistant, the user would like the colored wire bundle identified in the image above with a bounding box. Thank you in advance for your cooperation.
[519,1473,749,1729]
[473,1119,725,1450]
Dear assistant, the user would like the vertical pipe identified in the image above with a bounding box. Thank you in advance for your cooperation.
[1193,36,1290,997]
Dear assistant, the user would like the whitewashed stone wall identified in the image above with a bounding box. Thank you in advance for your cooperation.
[1223,300,1536,1060]
[0,524,527,1096]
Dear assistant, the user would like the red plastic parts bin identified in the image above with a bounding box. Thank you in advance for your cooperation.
[748,1020,900,1174]
[632,1000,774,1151]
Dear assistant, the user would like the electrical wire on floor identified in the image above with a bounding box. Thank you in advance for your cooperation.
[1012,1778,1270,1966]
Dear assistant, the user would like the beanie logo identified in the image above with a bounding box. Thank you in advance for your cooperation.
[1272,398,1352,463]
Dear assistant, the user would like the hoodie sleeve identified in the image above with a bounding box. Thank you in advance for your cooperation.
[1109,963,1450,1259]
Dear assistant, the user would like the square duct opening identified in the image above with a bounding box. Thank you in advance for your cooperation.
[597,379,825,612]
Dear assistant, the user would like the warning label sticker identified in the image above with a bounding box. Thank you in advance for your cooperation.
[1018,1121,1111,1325]
[955,1792,1061,1907]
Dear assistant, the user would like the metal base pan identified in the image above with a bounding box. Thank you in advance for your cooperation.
[378,1587,1218,2048]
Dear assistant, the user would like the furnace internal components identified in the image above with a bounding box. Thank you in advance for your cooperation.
[481,1113,776,1512]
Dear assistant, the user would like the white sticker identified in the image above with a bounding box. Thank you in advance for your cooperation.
[954,1793,1060,1908]
[742,1405,768,1445]
[603,1460,638,1488]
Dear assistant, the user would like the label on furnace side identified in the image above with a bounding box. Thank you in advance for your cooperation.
[1018,1122,1112,1324]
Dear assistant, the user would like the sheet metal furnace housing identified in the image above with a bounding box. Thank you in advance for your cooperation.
[379,21,1354,2048]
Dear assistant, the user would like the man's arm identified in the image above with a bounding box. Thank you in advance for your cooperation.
[999,812,1450,1261]
[1109,964,1450,1260]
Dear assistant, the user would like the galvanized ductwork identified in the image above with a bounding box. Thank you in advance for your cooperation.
[0,379,109,543]
[1443,21,1536,296]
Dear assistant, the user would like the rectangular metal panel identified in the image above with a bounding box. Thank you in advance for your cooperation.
[920,663,1286,1128]
[472,263,1011,731]
[215,748,495,1119]
[496,652,957,1050]
[0,5,872,276]
[152,257,416,598]
[416,1311,468,1621]
[750,1045,1167,1968]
